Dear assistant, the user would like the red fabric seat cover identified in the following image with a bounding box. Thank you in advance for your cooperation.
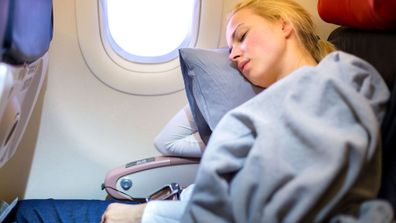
[318,0,396,29]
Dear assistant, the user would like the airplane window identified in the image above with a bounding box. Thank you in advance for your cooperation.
[76,0,223,95]
[101,0,199,63]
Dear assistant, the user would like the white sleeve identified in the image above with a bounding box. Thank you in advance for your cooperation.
[141,185,194,223]
[141,200,188,223]
[154,105,205,157]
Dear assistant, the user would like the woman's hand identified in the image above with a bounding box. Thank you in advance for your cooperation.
[101,203,147,223]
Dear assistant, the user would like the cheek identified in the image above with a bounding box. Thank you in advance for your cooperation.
[245,38,273,60]
[246,31,282,56]
[244,35,262,53]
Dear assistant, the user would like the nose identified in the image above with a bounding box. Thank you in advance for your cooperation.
[228,46,241,62]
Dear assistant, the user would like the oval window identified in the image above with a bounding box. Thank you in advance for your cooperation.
[101,0,199,63]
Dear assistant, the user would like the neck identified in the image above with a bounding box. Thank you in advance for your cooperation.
[277,37,317,81]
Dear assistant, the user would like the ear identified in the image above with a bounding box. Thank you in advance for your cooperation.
[281,19,293,38]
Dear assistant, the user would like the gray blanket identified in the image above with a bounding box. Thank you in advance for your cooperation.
[181,51,390,223]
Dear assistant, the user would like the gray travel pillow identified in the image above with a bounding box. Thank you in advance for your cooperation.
[179,48,263,144]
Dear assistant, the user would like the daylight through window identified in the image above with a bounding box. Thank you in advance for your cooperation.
[101,0,199,63]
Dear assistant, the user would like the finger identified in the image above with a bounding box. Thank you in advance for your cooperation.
[100,213,105,223]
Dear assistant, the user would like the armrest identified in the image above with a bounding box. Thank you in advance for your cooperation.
[102,156,200,200]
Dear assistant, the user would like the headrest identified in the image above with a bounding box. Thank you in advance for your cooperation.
[0,0,53,65]
[318,0,396,30]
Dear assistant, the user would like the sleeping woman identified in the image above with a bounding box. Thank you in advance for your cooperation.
[101,0,391,222]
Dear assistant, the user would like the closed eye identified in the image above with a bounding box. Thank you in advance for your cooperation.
[239,32,247,42]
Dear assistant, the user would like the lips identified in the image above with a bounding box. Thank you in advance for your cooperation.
[238,60,249,72]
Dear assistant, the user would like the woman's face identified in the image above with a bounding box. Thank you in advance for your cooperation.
[226,8,288,88]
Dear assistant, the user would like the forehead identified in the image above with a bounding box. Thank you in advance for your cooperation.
[227,8,253,30]
[226,8,259,41]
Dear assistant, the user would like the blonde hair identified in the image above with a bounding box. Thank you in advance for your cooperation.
[230,0,335,62]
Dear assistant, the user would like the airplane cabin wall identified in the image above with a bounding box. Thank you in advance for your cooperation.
[0,0,337,202]
[0,0,190,201]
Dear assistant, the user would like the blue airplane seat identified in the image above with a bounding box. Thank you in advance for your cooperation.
[0,0,9,53]
[0,0,53,168]
[1,0,53,64]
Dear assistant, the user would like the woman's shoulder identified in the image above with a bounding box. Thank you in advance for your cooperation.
[318,50,381,78]
[317,50,389,110]
[321,50,366,64]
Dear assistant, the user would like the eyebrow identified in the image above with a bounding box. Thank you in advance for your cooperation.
[231,23,244,41]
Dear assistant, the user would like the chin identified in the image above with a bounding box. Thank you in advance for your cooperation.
[247,79,263,88]
[252,78,273,88]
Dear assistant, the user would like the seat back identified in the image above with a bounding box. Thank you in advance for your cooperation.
[0,0,9,51]
[0,0,53,167]
[328,27,396,212]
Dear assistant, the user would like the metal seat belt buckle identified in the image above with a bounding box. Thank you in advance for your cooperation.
[147,183,182,201]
